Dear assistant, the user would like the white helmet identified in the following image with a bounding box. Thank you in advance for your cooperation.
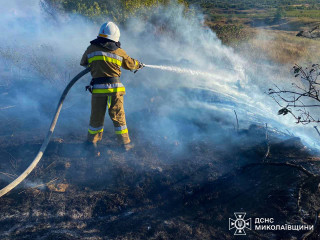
[98,22,120,42]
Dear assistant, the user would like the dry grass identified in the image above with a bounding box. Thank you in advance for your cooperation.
[239,29,320,65]
[205,15,320,65]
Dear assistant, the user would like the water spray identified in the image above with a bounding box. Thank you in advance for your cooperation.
[144,64,219,78]
[136,64,233,80]
[142,64,245,92]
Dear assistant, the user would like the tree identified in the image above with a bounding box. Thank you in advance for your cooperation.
[268,64,320,124]
[274,6,285,22]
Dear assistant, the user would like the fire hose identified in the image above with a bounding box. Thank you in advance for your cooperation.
[0,68,91,198]
[0,63,146,198]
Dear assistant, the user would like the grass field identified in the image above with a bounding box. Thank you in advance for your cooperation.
[239,29,320,64]
[203,3,320,65]
[285,9,320,18]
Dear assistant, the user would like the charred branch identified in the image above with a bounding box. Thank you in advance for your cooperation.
[268,64,320,125]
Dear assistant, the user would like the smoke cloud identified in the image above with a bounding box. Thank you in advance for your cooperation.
[0,0,318,153]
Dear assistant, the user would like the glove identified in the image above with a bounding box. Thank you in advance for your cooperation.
[138,62,144,69]
[134,62,144,73]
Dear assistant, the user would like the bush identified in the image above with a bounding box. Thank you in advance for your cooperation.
[42,0,189,23]
[208,24,252,46]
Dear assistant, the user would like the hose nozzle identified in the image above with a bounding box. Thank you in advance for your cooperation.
[133,63,145,74]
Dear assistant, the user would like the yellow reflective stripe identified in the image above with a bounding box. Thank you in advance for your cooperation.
[115,128,128,134]
[88,56,122,66]
[98,33,108,38]
[88,128,104,134]
[92,87,125,93]
[107,96,111,109]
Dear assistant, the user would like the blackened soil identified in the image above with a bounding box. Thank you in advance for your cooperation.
[0,125,320,240]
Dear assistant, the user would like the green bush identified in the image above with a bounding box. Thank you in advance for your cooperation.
[209,24,252,46]
[43,0,189,23]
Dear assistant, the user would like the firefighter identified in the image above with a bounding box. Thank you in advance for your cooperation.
[80,22,143,152]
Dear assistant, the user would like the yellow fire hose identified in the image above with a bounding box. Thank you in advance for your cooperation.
[0,68,90,198]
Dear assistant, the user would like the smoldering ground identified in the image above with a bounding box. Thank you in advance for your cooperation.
[1,1,320,239]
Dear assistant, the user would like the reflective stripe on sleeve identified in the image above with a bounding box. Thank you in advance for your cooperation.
[88,125,104,134]
[87,51,122,66]
[87,51,123,61]
[88,56,122,66]
[115,125,128,134]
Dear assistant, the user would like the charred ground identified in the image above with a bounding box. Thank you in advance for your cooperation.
[1,102,320,239]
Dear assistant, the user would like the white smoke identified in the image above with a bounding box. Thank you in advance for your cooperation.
[0,0,318,148]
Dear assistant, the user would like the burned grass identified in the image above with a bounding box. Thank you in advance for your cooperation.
[0,122,320,239]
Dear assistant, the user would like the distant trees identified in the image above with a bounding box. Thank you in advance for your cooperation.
[42,0,320,23]
[42,0,189,23]
[197,0,320,11]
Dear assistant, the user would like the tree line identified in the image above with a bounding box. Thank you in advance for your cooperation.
[193,0,320,11]
[42,0,189,23]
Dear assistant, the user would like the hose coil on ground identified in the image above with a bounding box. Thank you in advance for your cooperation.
[0,68,90,198]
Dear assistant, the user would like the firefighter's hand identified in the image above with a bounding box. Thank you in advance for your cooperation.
[137,62,144,69]
[134,62,144,73]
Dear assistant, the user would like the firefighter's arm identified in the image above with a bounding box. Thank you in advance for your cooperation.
[121,51,142,70]
[80,50,88,67]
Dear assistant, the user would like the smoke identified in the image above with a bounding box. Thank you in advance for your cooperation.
[0,0,318,154]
